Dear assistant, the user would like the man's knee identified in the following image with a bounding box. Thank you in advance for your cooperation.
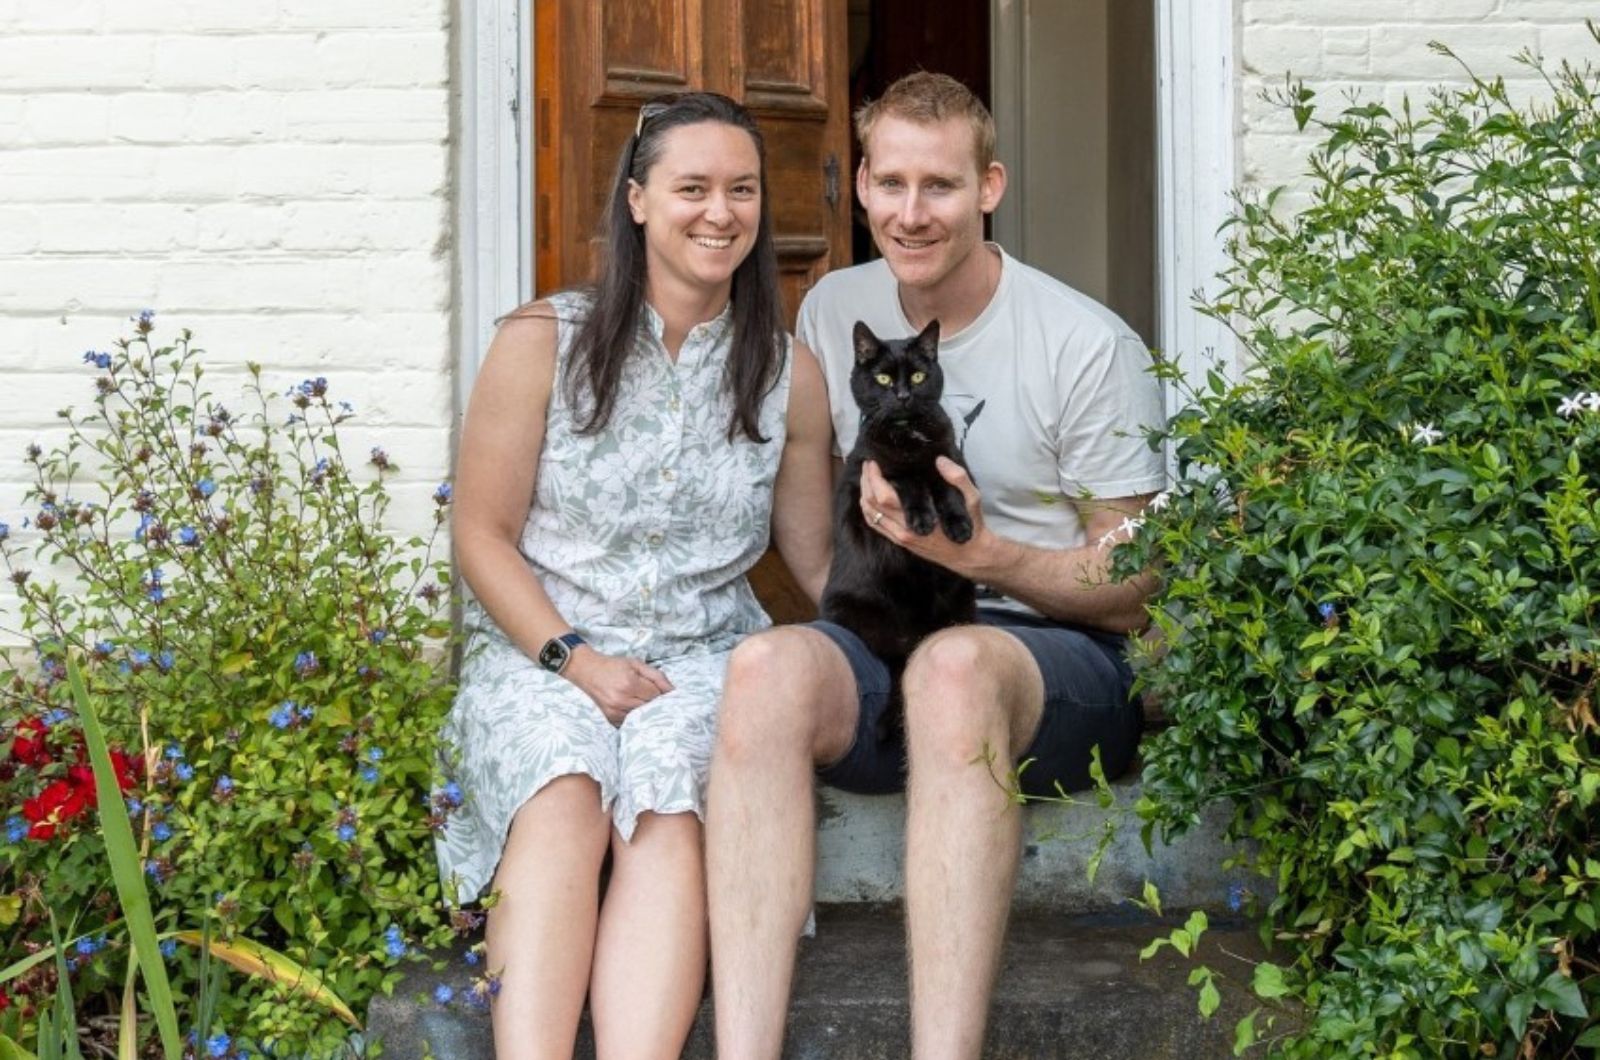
[902,628,1035,763]
[719,628,832,760]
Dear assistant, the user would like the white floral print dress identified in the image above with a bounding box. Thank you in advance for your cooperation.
[437,292,792,903]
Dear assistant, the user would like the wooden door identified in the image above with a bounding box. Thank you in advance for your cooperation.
[534,0,851,622]
[534,0,851,321]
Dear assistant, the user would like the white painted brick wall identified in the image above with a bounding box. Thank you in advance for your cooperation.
[1239,1,1600,203]
[0,2,454,647]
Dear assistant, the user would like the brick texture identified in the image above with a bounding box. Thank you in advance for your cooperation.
[1239,1,1600,200]
[0,3,454,643]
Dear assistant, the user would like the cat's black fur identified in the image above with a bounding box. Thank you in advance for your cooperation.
[819,320,977,732]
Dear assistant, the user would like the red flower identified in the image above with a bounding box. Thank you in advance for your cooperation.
[10,717,49,767]
[21,779,90,840]
[108,747,139,792]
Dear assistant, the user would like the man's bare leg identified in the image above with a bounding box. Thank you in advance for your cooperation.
[707,628,859,1059]
[901,628,1044,1060]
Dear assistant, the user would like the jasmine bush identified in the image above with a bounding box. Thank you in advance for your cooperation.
[0,316,460,1053]
[1121,41,1600,1057]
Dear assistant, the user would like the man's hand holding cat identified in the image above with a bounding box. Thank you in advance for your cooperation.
[860,456,993,576]
[563,648,675,726]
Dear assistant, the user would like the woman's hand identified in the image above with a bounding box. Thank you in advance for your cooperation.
[562,648,675,726]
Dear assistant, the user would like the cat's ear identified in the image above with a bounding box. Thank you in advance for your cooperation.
[913,319,941,359]
[853,321,881,365]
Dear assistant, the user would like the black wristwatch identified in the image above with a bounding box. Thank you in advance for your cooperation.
[537,631,585,674]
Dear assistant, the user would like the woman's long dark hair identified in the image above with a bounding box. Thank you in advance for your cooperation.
[560,92,786,443]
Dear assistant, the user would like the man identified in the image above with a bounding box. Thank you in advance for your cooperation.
[707,72,1166,1059]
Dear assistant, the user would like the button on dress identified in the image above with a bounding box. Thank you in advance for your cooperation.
[436,292,792,903]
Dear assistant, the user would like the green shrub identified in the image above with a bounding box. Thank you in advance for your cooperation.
[0,316,458,1053]
[1122,40,1600,1057]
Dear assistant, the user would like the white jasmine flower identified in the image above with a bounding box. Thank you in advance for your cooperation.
[1410,423,1443,446]
[1558,394,1585,418]
[1098,517,1146,550]
[1147,490,1172,513]
[1585,391,1600,412]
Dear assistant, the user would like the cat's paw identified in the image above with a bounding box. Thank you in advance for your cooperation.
[941,511,974,543]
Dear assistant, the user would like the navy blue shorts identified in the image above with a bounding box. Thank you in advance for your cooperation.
[810,608,1141,798]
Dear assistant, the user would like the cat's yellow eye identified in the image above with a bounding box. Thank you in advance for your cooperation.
[875,373,892,386]
[910,371,926,384]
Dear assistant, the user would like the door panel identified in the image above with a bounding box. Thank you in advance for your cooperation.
[535,0,849,621]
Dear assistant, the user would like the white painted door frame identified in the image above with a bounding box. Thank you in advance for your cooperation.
[454,0,534,413]
[455,0,1235,418]
[1153,0,1237,413]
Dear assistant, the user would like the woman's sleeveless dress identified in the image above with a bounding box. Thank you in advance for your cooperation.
[436,292,792,903]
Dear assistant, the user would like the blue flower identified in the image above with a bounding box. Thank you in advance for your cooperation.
[442,781,464,808]
[177,525,199,546]
[433,984,454,1005]
[127,797,143,815]
[197,478,216,498]
[76,935,102,956]
[157,650,175,672]
[165,743,184,760]
[296,703,315,722]
[1317,601,1336,621]
[368,629,387,644]
[433,482,453,505]
[464,949,480,966]
[360,765,379,783]
[206,1033,231,1058]
[159,938,177,958]
[82,350,112,369]
[138,309,155,327]
[384,924,407,959]
[294,651,319,677]
[5,817,26,843]
[43,708,71,726]
[1226,882,1246,913]
[152,821,173,842]
[269,702,295,729]
[337,823,356,843]
[174,763,193,783]
[65,957,77,972]
[148,584,166,603]
[367,747,384,762]
[93,639,115,657]
[131,649,152,669]
[215,775,234,796]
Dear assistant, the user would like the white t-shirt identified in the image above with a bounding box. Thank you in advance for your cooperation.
[796,245,1166,559]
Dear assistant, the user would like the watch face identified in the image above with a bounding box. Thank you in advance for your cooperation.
[538,638,571,672]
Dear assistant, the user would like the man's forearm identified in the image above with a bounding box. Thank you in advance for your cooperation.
[963,532,1154,634]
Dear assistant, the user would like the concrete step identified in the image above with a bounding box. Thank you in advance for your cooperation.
[815,781,1243,913]
[369,906,1263,1059]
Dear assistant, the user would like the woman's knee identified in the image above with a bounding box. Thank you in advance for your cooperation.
[509,774,610,850]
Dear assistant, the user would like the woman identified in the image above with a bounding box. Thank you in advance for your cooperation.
[439,93,833,1058]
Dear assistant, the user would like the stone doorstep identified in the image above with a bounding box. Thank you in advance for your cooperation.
[815,781,1248,913]
[368,906,1266,1060]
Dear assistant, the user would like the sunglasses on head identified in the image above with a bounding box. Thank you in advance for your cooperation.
[623,96,679,179]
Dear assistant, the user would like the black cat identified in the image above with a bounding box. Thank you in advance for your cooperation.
[819,320,978,730]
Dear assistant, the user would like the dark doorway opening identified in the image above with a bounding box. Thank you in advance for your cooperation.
[846,0,991,264]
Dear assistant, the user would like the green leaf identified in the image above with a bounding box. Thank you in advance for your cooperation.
[0,1033,38,1060]
[1535,972,1587,1019]
[68,658,184,1060]
[1233,1009,1259,1055]
[1252,962,1289,999]
[1199,976,1222,1017]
